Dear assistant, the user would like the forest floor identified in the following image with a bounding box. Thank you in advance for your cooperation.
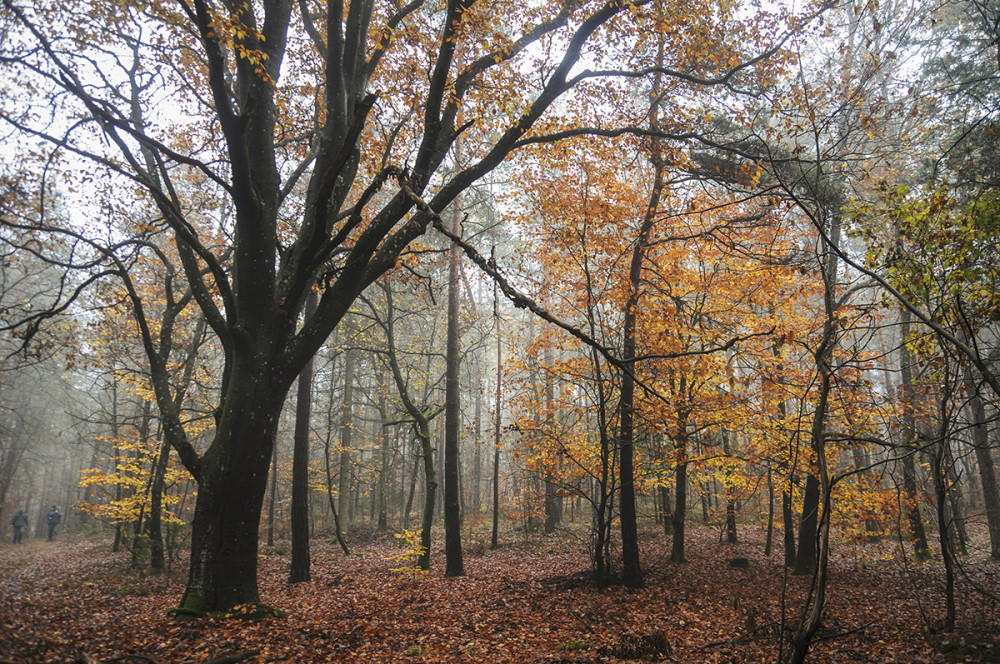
[1,524,1000,664]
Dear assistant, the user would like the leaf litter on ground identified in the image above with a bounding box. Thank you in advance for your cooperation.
[2,525,999,663]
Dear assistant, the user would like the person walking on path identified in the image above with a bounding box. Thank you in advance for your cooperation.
[10,509,28,543]
[46,505,61,541]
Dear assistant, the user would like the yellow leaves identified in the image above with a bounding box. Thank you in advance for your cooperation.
[386,529,428,581]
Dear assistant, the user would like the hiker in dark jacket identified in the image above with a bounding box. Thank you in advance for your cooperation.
[10,509,28,544]
[46,506,61,541]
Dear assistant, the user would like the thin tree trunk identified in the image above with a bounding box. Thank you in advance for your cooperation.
[899,305,931,562]
[474,364,483,517]
[774,348,796,567]
[338,348,357,535]
[376,370,390,531]
[782,482,797,568]
[932,370,958,632]
[381,284,441,570]
[764,466,774,556]
[661,484,673,537]
[289,290,317,583]
[404,450,419,530]
[131,399,154,568]
[723,430,738,544]
[148,437,171,572]
[965,365,1000,560]
[543,342,559,534]
[323,430,350,556]
[443,142,465,577]
[266,433,279,548]
[943,439,969,555]
[670,429,688,564]
[618,23,668,587]
[491,273,503,550]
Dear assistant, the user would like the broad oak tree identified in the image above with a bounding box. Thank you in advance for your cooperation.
[0,0,801,613]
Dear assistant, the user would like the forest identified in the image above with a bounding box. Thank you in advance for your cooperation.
[1,0,999,662]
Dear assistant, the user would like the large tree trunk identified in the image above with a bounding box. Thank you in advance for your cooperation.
[179,386,286,615]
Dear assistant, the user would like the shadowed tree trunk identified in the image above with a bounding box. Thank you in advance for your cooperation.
[965,365,1000,560]
[899,305,932,563]
[338,348,357,536]
[376,371,390,531]
[670,421,689,564]
[722,430,738,544]
[491,270,503,551]
[444,149,466,578]
[289,290,318,583]
[148,438,172,573]
[764,466,774,556]
[773,344,797,568]
[794,473,820,576]
[661,484,673,537]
